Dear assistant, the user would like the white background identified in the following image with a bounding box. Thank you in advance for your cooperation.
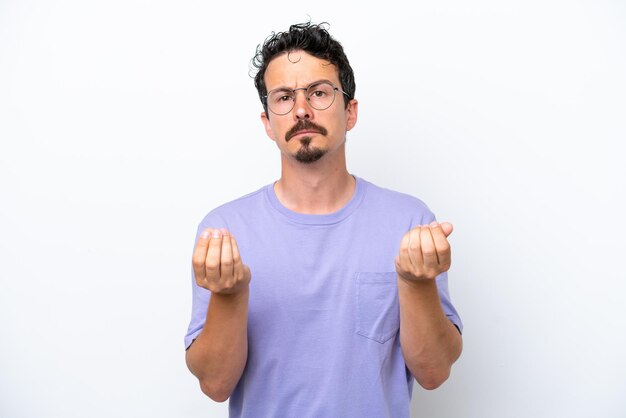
[1,1,625,417]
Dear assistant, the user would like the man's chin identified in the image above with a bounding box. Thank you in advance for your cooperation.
[294,147,327,164]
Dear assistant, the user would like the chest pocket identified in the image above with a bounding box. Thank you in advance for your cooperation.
[355,272,400,344]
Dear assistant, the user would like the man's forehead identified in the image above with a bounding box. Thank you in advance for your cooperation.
[264,50,339,89]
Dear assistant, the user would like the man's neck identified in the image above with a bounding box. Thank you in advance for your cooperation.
[274,154,355,215]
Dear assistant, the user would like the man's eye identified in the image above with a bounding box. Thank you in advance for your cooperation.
[310,90,326,98]
[277,95,293,102]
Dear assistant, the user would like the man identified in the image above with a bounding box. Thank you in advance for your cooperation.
[185,22,462,418]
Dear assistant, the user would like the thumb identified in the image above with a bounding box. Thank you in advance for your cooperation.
[440,222,454,237]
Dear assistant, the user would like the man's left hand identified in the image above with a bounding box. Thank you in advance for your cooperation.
[395,222,453,284]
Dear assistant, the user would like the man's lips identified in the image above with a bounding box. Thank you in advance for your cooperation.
[292,130,320,137]
[285,121,327,141]
[286,130,322,141]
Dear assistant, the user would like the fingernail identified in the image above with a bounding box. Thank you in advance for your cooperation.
[220,228,230,236]
[200,229,210,239]
[430,221,439,228]
[212,229,222,238]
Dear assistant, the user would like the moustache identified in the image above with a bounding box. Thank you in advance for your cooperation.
[285,120,328,142]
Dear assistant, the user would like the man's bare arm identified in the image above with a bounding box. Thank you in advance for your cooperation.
[395,222,462,389]
[186,228,251,402]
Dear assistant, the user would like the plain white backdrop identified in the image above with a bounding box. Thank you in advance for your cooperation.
[1,1,625,417]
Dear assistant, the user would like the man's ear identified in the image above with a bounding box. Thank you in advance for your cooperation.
[345,99,358,132]
[260,111,276,141]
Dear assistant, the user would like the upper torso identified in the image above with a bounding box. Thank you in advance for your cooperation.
[185,176,462,418]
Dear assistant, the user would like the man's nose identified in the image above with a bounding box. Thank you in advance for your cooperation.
[293,89,312,120]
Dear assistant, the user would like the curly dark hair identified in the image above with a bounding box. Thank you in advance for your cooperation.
[251,22,356,116]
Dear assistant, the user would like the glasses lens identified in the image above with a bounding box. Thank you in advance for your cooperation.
[307,82,336,110]
[267,89,295,115]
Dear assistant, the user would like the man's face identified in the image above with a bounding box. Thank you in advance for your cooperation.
[260,50,358,164]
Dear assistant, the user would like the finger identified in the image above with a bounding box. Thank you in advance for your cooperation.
[230,235,245,280]
[440,222,453,237]
[192,228,212,283]
[205,228,223,280]
[407,226,424,269]
[429,222,451,269]
[220,229,234,279]
[420,226,438,268]
[398,231,412,271]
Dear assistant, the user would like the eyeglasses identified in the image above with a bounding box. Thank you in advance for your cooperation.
[264,81,349,115]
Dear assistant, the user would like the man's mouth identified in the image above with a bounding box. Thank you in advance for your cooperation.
[285,121,327,142]
[292,130,319,137]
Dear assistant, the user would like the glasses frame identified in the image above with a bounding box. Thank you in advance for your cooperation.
[264,81,350,116]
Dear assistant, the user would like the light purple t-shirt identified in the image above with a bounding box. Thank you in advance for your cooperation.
[185,176,462,418]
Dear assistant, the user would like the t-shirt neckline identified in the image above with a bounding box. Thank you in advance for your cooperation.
[265,175,366,226]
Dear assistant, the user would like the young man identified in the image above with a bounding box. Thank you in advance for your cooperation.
[185,22,463,418]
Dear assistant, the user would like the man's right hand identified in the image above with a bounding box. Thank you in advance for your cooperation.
[192,228,251,295]
[188,227,250,401]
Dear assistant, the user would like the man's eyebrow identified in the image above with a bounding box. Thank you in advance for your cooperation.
[308,79,334,86]
[268,79,335,92]
[268,86,293,93]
